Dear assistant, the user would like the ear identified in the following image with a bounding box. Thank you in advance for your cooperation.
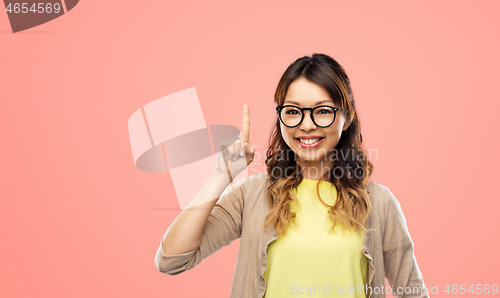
[342,113,354,131]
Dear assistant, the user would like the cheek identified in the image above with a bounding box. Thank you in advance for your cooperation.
[329,122,344,136]
[280,125,294,146]
[323,127,342,146]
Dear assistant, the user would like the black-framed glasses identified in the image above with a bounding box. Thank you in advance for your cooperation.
[276,105,343,128]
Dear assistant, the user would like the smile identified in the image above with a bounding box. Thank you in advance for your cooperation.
[295,137,324,148]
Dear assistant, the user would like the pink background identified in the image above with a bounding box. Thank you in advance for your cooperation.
[1,0,499,297]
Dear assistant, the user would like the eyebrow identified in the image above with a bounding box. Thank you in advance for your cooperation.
[283,99,334,106]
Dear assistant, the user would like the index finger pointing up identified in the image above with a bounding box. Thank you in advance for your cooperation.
[241,104,250,144]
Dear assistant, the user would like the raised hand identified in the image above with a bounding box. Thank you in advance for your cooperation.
[215,105,256,182]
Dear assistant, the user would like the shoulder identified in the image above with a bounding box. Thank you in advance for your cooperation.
[366,181,404,218]
[366,181,388,202]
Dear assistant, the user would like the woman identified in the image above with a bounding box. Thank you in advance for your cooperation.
[155,53,429,298]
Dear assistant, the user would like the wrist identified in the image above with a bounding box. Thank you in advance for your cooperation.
[210,170,232,187]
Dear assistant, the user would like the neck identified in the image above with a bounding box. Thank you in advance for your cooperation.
[296,159,334,181]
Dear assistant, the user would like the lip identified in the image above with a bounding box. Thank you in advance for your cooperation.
[296,136,323,139]
[295,137,324,148]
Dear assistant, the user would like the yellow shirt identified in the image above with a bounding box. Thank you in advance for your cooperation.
[263,178,369,297]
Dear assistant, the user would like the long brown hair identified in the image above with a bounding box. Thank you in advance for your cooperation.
[264,53,374,236]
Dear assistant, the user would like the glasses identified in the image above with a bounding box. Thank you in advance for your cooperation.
[276,105,343,128]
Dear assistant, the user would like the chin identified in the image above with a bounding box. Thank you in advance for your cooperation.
[297,152,324,162]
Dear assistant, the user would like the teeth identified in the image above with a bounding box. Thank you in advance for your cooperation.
[299,138,321,145]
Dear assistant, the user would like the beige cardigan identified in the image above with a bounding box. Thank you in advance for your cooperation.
[155,173,429,298]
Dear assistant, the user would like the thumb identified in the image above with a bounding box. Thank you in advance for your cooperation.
[244,142,255,164]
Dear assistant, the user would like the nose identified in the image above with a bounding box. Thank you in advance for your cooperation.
[299,110,317,131]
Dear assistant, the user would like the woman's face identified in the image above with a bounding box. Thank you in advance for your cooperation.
[280,77,349,168]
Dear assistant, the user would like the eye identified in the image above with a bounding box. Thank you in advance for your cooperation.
[316,107,334,114]
[282,107,301,115]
